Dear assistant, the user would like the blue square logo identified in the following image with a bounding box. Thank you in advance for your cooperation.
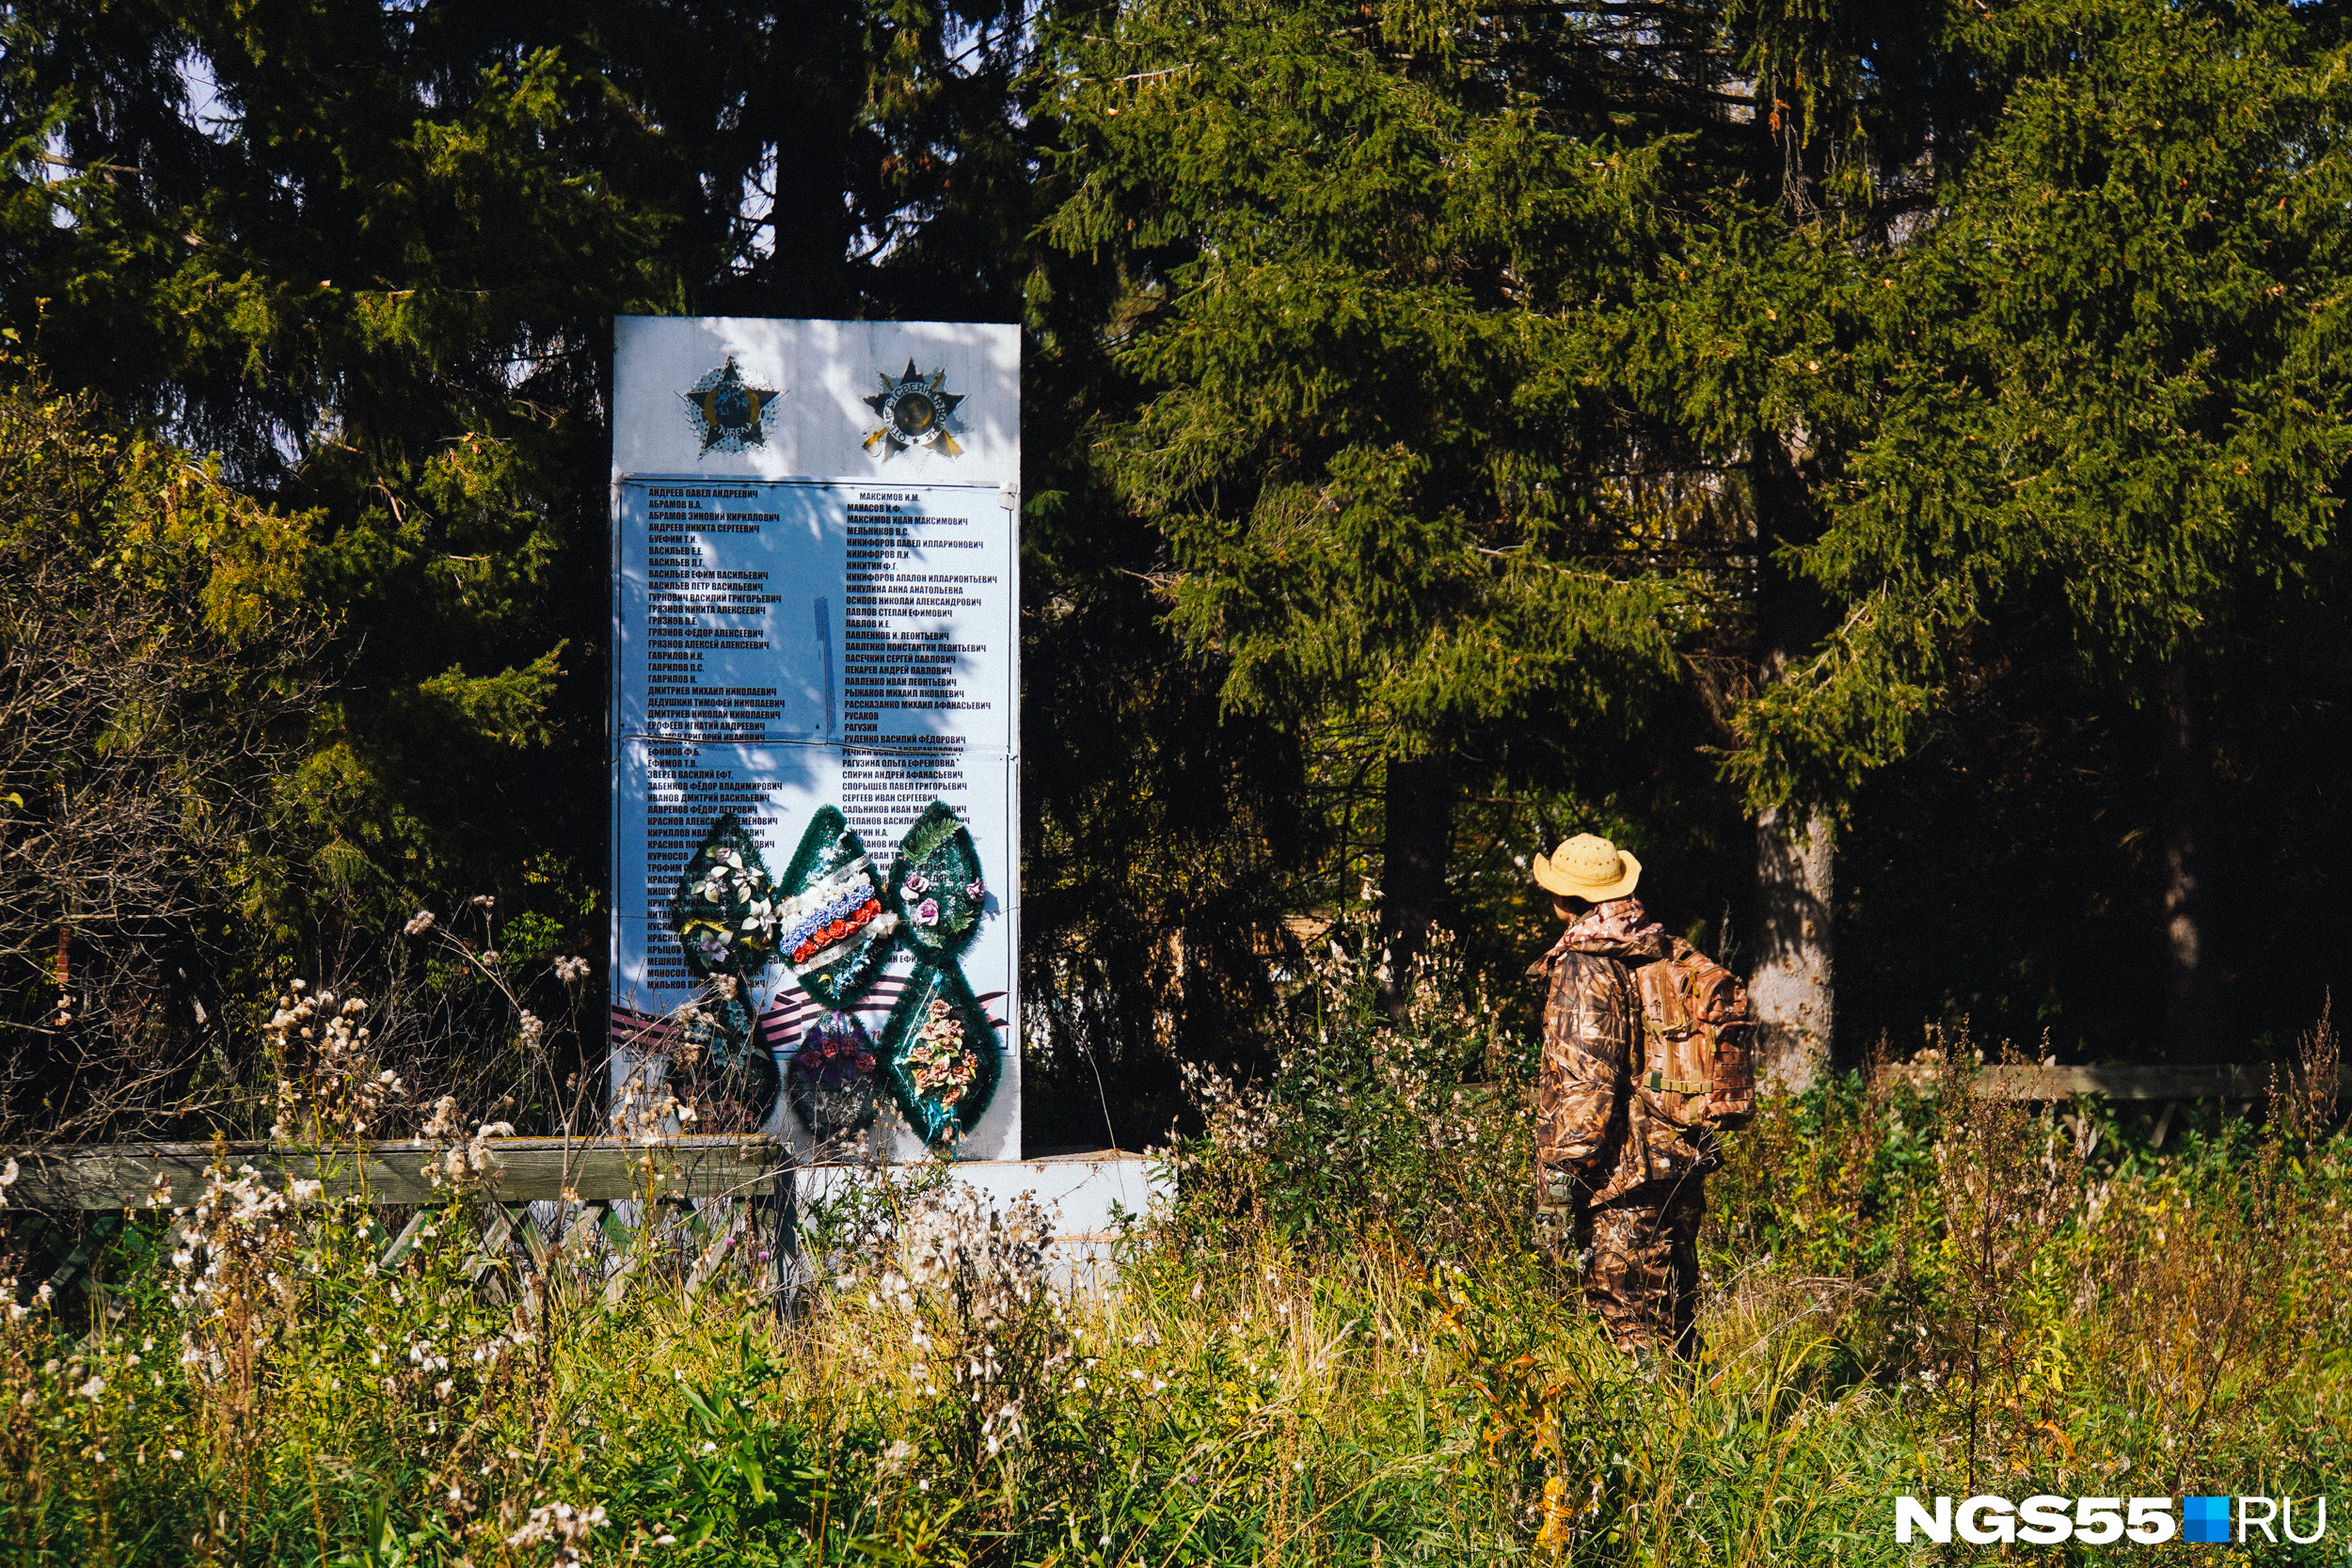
[2184,1496,2232,1544]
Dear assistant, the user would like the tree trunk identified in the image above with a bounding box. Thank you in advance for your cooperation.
[1379,754,1453,1006]
[1743,413,1836,1090]
[1753,802,1835,1089]
[2160,651,2221,1064]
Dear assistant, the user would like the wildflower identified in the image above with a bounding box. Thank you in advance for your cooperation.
[505,1500,607,1564]
[469,895,495,909]
[0,1155,16,1206]
[554,955,591,984]
[77,1376,104,1400]
[518,1010,546,1045]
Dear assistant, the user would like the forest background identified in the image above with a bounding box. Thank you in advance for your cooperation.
[8,0,2352,1148]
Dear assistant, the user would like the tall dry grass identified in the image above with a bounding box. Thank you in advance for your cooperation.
[5,948,2351,1564]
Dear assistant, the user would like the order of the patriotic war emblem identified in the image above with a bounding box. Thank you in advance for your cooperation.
[863,361,965,457]
[682,357,778,453]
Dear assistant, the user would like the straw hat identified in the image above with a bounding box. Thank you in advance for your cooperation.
[1532,833,1641,900]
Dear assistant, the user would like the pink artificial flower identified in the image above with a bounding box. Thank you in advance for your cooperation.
[904,871,930,895]
[914,898,940,927]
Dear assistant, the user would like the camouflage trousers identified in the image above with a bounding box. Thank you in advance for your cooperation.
[1536,1179,1706,1358]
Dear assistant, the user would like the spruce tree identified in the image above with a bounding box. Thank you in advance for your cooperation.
[0,0,1035,961]
[1711,0,2352,1061]
[1044,0,1736,977]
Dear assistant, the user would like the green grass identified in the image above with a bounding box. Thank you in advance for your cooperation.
[8,953,2352,1564]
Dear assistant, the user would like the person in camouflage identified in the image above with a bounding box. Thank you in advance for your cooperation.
[1530,833,1718,1358]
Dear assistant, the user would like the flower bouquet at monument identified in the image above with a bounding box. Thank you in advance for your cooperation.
[666,813,785,1127]
[785,1010,883,1144]
[672,814,785,978]
[889,801,987,963]
[776,807,898,1006]
[879,962,999,1148]
[907,1000,977,1108]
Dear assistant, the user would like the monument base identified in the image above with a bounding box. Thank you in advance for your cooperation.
[796,1148,1168,1284]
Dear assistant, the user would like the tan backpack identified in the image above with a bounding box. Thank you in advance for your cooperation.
[1632,938,1756,1131]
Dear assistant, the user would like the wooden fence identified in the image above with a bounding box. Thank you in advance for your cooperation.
[6,1067,2339,1299]
[5,1134,786,1210]
[1870,1062,2351,1101]
[2,1136,794,1306]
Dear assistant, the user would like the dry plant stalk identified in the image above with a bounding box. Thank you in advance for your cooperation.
[2275,995,2341,1151]
[1924,1031,2083,1490]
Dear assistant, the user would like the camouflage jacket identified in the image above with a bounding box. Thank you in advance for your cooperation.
[1534,900,1715,1208]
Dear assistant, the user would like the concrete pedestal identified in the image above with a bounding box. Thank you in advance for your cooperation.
[796,1148,1168,1285]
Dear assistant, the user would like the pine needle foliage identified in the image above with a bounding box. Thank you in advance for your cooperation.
[1713,0,2352,808]
[1043,0,1725,757]
[0,0,1041,954]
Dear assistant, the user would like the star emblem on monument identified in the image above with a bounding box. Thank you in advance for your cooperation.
[681,356,778,453]
[862,361,965,457]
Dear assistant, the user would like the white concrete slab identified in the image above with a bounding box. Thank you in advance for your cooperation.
[796,1150,1169,1283]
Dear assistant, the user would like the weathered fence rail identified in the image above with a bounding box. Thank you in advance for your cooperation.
[4,1134,788,1211]
[1449,1062,2349,1108]
[3,1137,798,1305]
[1873,1062,2352,1101]
[10,1060,2342,1212]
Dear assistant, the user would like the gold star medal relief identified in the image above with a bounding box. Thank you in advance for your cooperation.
[681,356,778,453]
[862,360,966,458]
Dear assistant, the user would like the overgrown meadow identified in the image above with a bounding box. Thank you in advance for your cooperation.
[6,945,2350,1566]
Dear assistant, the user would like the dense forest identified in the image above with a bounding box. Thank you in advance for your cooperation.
[8,0,2352,1147]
